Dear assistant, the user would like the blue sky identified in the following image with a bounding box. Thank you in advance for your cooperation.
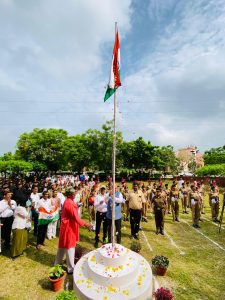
[0,0,225,155]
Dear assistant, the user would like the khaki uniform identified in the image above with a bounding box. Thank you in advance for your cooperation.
[164,188,171,213]
[142,190,148,221]
[127,190,145,237]
[146,188,152,212]
[189,191,201,226]
[170,190,180,221]
[209,191,219,221]
[121,189,129,221]
[198,186,205,214]
[152,195,167,234]
[180,186,189,213]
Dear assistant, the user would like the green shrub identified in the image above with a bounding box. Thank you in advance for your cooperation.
[196,164,225,176]
[130,240,142,252]
[152,255,169,268]
[55,290,78,300]
[49,265,65,280]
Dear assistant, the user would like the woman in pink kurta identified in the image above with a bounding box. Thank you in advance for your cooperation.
[55,189,91,274]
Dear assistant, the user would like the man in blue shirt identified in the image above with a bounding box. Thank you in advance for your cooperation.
[106,187,124,244]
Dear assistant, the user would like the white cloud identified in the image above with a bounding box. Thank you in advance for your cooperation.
[118,0,225,151]
[0,0,132,154]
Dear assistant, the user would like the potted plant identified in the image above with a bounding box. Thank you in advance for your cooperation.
[153,287,173,300]
[152,255,169,276]
[55,290,78,300]
[49,264,66,292]
[130,240,142,253]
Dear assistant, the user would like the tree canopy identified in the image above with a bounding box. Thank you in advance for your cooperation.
[196,145,225,176]
[204,146,225,165]
[0,122,180,174]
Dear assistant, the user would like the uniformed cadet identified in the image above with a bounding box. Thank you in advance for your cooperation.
[209,186,220,222]
[152,187,167,235]
[189,185,201,228]
[197,182,205,215]
[141,187,148,222]
[146,185,153,214]
[121,185,129,221]
[170,184,180,222]
[180,182,189,214]
[163,183,171,214]
[151,183,157,200]
[127,182,145,239]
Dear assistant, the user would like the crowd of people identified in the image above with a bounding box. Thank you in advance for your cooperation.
[0,174,224,268]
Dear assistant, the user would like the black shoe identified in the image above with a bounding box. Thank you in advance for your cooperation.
[67,271,73,275]
[185,211,189,214]
[94,241,99,248]
[134,235,140,240]
[192,224,197,228]
[160,231,164,235]
[168,211,171,214]
[175,218,180,222]
[196,225,201,228]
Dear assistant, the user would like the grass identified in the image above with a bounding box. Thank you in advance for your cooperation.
[0,191,225,300]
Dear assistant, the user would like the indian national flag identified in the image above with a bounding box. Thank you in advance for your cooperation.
[104,28,121,102]
[38,205,59,225]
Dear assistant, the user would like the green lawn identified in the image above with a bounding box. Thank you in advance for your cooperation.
[0,195,225,300]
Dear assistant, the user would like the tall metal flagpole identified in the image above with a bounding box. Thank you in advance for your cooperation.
[111,22,117,247]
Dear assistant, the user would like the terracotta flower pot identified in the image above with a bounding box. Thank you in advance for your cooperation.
[49,274,65,292]
[154,266,167,276]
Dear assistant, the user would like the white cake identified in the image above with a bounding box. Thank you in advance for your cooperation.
[73,243,153,300]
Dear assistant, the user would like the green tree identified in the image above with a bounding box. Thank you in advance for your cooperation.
[204,146,225,165]
[63,135,92,172]
[82,121,123,173]
[16,128,68,171]
[0,160,33,174]
[158,145,180,173]
[119,137,159,170]
[0,152,16,161]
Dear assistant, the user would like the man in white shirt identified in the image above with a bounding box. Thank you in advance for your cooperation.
[94,186,109,248]
[178,177,184,189]
[0,191,17,250]
[36,191,52,250]
[30,186,40,236]
[57,187,66,209]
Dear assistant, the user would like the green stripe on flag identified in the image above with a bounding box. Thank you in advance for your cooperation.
[38,213,59,226]
[104,86,116,102]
